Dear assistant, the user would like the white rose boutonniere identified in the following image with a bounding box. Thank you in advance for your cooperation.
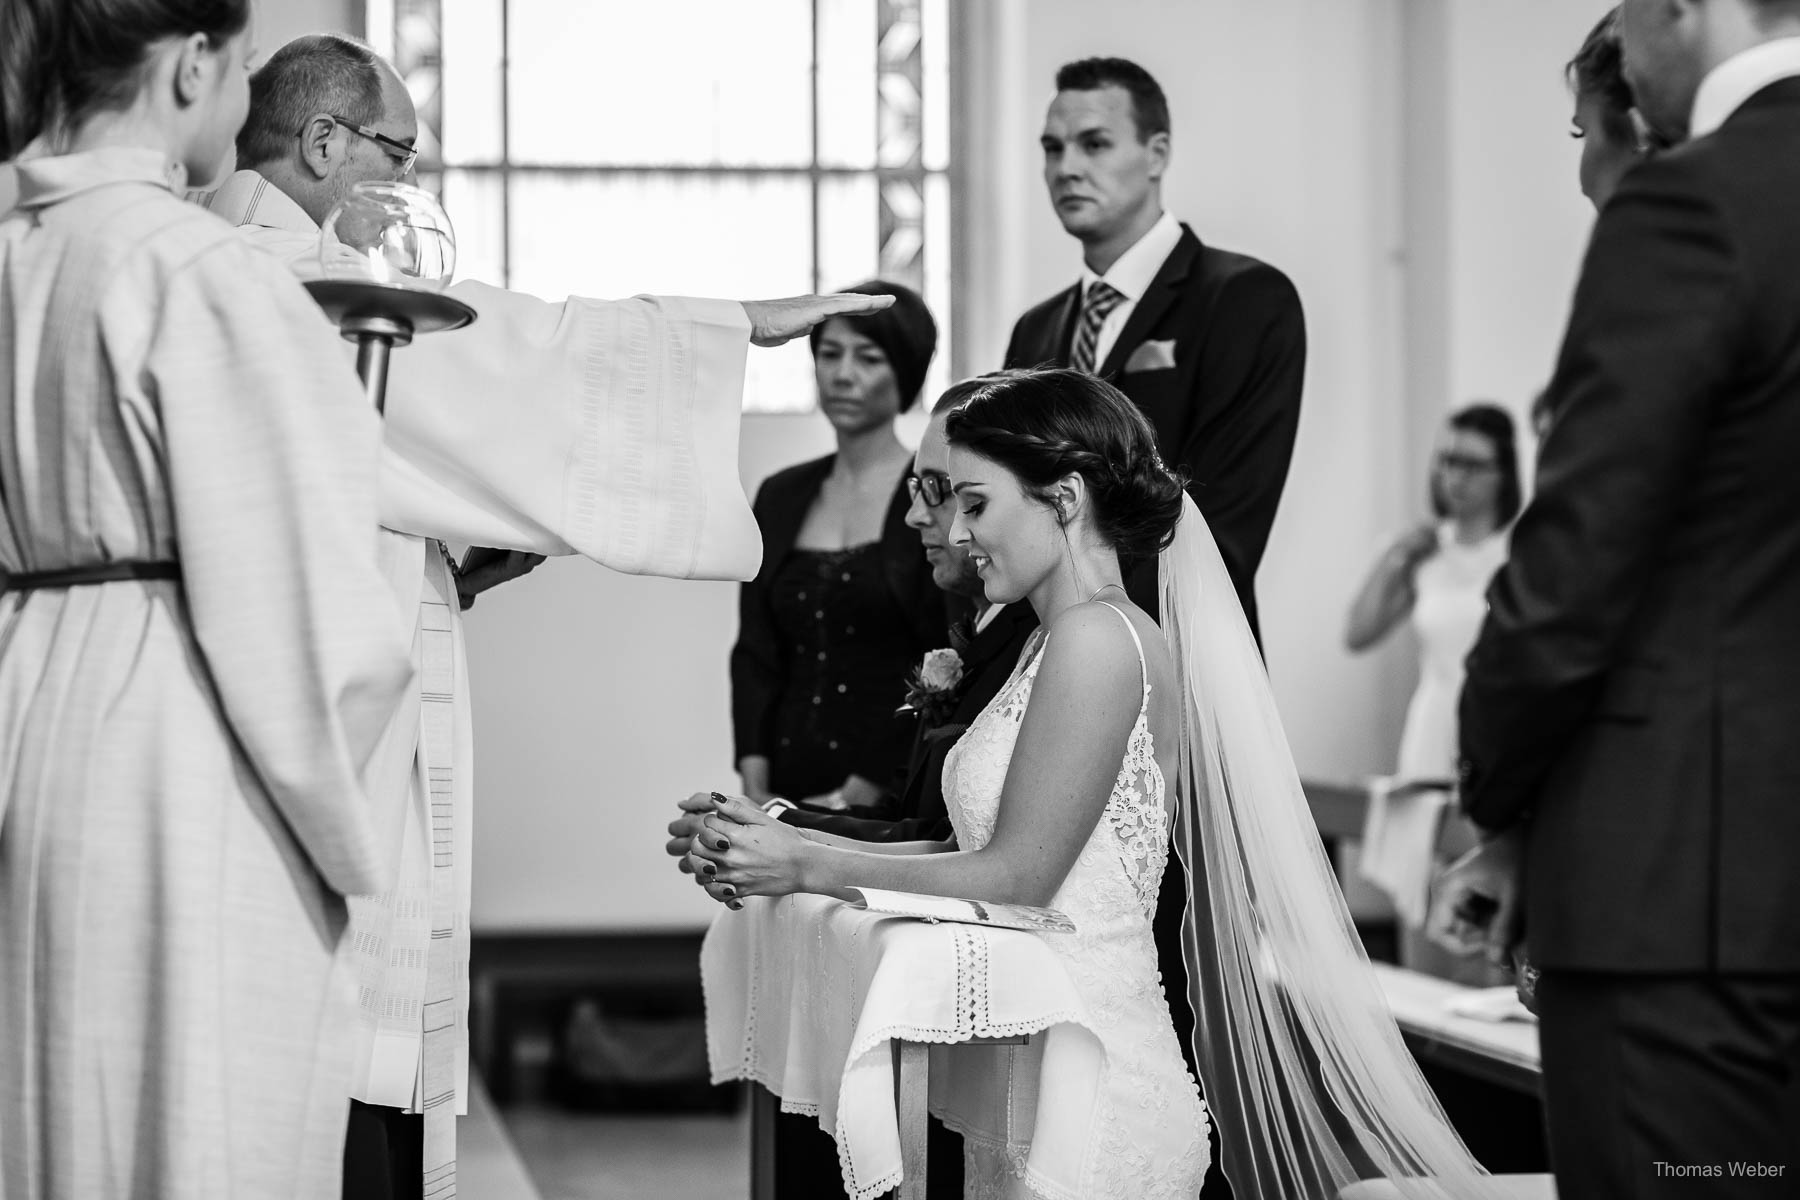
[899,647,966,724]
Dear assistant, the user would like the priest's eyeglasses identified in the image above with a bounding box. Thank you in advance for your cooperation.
[907,471,951,508]
[306,114,420,176]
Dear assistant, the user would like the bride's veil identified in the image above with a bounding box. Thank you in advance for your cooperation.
[1160,492,1505,1199]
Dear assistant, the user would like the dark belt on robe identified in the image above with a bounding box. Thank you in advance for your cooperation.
[1,560,182,592]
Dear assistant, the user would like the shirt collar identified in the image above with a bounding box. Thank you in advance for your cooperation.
[1690,37,1800,139]
[205,168,320,233]
[13,147,185,210]
[1079,209,1182,302]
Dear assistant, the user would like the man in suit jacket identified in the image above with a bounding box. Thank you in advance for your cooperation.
[1004,57,1306,637]
[1008,68,1305,1198]
[1439,2,1800,1192]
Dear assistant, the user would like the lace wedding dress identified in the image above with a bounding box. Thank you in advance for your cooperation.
[935,603,1209,1199]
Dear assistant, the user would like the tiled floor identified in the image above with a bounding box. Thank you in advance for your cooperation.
[501,1103,749,1200]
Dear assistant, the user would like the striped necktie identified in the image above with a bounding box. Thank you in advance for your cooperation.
[1069,280,1126,375]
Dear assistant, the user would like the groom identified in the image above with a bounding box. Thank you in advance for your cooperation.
[1442,0,1800,1192]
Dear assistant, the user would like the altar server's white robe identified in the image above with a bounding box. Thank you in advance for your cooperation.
[205,171,761,1187]
[0,149,417,1200]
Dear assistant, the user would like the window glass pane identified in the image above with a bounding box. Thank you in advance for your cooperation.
[507,0,813,166]
[440,169,506,287]
[922,171,952,405]
[441,0,503,165]
[817,174,878,292]
[505,170,817,412]
[365,0,395,58]
[876,4,920,170]
[817,0,876,169]
[921,0,948,171]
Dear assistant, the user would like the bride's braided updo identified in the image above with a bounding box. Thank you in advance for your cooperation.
[942,368,1186,558]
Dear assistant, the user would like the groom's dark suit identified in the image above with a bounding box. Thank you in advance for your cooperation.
[1003,223,1306,637]
[1460,77,1800,1194]
[783,601,1040,845]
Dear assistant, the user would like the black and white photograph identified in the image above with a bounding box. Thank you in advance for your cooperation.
[3,0,1798,1197]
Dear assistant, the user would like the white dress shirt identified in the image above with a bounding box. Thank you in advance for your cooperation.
[1078,209,1183,371]
[1690,36,1800,139]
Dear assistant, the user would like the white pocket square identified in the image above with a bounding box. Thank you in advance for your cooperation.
[1123,339,1177,373]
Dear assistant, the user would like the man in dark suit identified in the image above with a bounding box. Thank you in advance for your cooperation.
[1437,1,1800,1192]
[669,391,1036,1198]
[1004,57,1306,637]
[1008,66,1305,1198]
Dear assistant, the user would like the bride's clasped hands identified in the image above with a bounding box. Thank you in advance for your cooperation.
[673,792,824,908]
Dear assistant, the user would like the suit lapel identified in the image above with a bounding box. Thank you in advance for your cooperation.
[965,604,1023,672]
[1030,285,1080,367]
[1097,225,1201,380]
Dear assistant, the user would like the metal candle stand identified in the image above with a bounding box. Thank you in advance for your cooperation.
[304,279,477,411]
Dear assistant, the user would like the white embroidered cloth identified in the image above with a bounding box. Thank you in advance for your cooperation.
[702,893,1106,1200]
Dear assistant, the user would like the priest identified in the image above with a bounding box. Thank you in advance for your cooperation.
[206,32,890,1200]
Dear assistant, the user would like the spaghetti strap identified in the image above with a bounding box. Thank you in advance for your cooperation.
[1096,600,1151,703]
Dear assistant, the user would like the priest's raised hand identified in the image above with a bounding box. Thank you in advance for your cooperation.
[741,292,896,347]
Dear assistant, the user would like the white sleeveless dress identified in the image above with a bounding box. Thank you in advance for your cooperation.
[935,604,1209,1199]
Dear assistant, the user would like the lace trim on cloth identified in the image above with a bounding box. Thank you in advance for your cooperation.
[701,904,1104,1200]
[830,927,1094,1200]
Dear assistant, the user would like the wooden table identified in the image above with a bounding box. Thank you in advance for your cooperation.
[1305,777,1375,840]
[1367,961,1542,1097]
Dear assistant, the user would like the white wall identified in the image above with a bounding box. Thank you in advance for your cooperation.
[1439,2,1610,413]
[971,0,1419,782]
[465,414,838,930]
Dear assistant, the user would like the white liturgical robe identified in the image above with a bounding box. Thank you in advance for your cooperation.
[206,170,762,1188]
[1,148,418,1200]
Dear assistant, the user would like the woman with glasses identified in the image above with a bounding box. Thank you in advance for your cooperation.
[1344,404,1521,977]
[730,281,946,819]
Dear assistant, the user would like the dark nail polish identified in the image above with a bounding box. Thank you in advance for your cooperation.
[716,838,731,851]
[703,863,716,876]
[721,885,737,898]
[727,900,744,911]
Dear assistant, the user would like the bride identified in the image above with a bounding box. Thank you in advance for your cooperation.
[688,368,1504,1199]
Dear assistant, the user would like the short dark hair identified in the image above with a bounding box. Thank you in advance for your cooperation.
[943,368,1185,559]
[236,33,387,169]
[1054,57,1170,142]
[1,0,251,160]
[1566,9,1638,147]
[808,279,938,413]
[1431,403,1522,526]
